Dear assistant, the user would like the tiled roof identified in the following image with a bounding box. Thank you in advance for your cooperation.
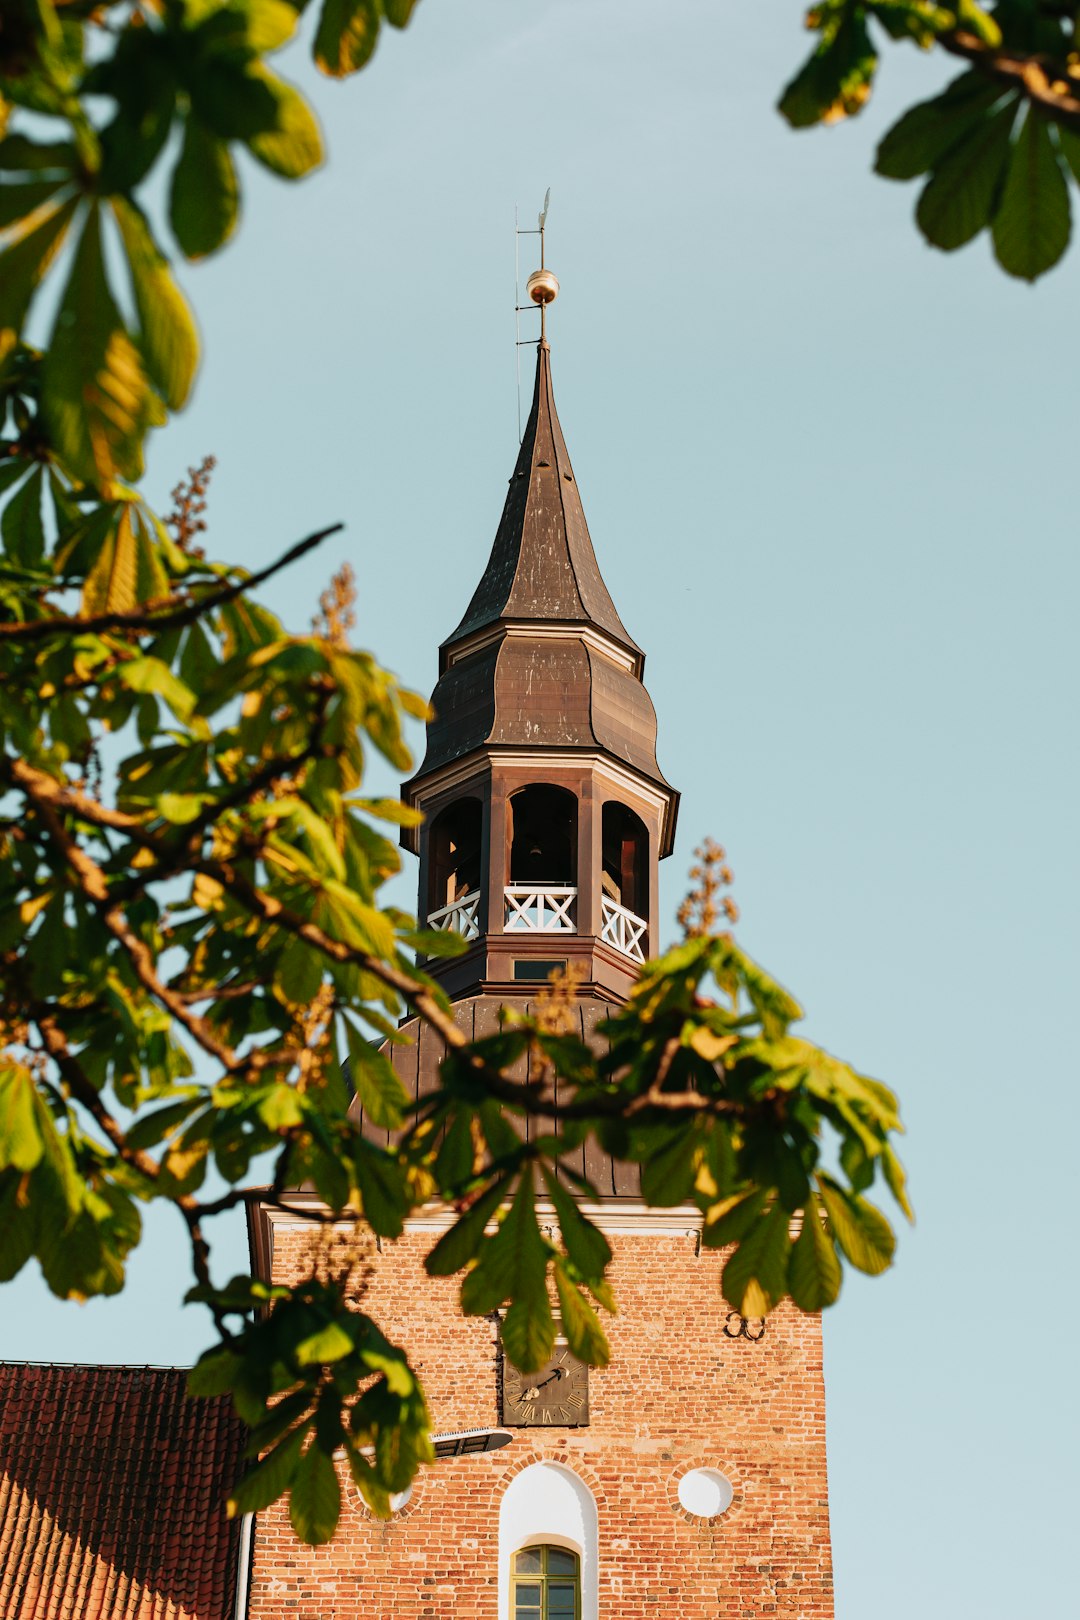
[0,1363,248,1620]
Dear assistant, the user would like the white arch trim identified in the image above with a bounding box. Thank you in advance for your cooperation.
[498,1461,598,1620]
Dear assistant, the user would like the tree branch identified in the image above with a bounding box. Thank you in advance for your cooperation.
[0,523,342,643]
[7,757,259,1077]
[939,27,1080,129]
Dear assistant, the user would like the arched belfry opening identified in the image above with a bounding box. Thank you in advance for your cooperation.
[509,785,577,886]
[506,784,578,936]
[427,797,483,939]
[600,802,649,962]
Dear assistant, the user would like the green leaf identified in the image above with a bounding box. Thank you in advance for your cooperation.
[554,1265,611,1367]
[875,75,1009,181]
[127,1097,203,1150]
[81,506,138,615]
[384,0,421,24]
[352,1139,407,1236]
[0,1171,36,1283]
[245,68,324,178]
[424,1179,508,1276]
[915,102,1017,252]
[464,1176,552,1369]
[344,1020,409,1129]
[314,0,381,76]
[701,1186,769,1249]
[639,1123,699,1207]
[721,1202,791,1318]
[230,1427,307,1516]
[818,1175,896,1276]
[0,1065,45,1173]
[42,206,151,484]
[169,118,239,260]
[992,110,1071,281]
[294,1319,355,1365]
[1,465,45,566]
[112,199,199,411]
[277,934,325,1006]
[289,1441,341,1545]
[118,655,197,723]
[187,1344,243,1396]
[881,1143,914,1222]
[541,1164,612,1281]
[0,136,78,173]
[500,1289,555,1376]
[0,178,68,230]
[777,13,877,130]
[788,1193,842,1312]
[257,1083,305,1131]
[0,195,79,365]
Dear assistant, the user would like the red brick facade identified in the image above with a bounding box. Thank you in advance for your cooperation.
[246,1210,833,1619]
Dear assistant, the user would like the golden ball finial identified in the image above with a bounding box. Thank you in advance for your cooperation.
[526,268,559,307]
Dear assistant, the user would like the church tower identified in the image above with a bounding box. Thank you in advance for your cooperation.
[248,287,834,1619]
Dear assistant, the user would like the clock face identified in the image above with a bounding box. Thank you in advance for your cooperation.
[501,1344,589,1427]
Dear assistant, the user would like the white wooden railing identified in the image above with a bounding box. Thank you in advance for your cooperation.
[426,889,481,941]
[503,885,578,934]
[601,895,647,962]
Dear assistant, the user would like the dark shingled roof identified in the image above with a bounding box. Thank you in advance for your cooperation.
[0,1363,247,1620]
[445,341,641,661]
[358,994,643,1198]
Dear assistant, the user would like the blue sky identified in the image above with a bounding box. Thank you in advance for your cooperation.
[6,4,1079,1615]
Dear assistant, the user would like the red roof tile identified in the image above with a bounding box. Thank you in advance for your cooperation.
[0,1364,247,1620]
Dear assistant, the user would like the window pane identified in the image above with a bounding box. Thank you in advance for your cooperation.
[548,1582,577,1614]
[513,1607,541,1620]
[515,1549,542,1575]
[513,1584,542,1605]
[547,1549,578,1575]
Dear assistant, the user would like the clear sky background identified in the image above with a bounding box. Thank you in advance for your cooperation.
[6,4,1079,1616]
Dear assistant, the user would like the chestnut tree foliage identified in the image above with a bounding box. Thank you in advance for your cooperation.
[17,0,1058,1547]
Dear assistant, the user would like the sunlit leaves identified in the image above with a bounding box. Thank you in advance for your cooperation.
[112,200,199,410]
[778,3,878,128]
[191,1276,429,1535]
[243,65,324,178]
[43,205,151,485]
[0,195,79,367]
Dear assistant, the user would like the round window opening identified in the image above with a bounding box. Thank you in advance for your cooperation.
[677,1468,734,1519]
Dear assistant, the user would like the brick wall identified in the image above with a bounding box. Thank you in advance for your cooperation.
[246,1217,833,1619]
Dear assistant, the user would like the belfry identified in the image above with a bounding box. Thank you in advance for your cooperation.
[246,276,834,1619]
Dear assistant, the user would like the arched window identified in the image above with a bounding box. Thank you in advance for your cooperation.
[426,797,482,934]
[600,801,648,916]
[509,785,577,886]
[600,802,649,961]
[499,1462,597,1620]
[512,1545,580,1619]
[428,797,482,910]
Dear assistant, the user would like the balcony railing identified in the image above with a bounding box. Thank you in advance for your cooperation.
[426,889,481,941]
[504,885,577,934]
[601,895,647,962]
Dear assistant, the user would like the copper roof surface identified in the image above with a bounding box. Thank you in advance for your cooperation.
[0,1363,247,1620]
[359,994,643,1198]
[445,341,641,661]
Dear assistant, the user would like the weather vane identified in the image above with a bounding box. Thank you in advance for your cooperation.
[514,189,559,438]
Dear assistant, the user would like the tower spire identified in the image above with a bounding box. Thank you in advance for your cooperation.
[402,274,678,1004]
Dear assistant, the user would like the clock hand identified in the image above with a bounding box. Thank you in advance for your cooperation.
[522,1367,566,1398]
